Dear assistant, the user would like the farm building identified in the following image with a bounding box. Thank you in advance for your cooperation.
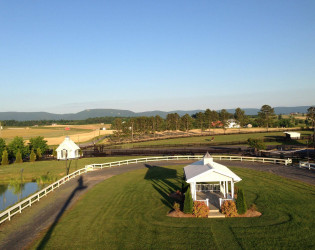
[284,132,301,140]
[226,119,240,128]
[183,153,242,208]
[56,136,81,160]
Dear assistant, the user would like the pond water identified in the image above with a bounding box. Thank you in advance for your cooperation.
[0,182,45,211]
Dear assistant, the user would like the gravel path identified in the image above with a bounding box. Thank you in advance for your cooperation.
[0,160,314,250]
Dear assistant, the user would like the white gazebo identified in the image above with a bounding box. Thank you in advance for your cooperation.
[184,153,242,207]
[56,136,81,160]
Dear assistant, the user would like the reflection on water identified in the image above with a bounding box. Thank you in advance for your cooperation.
[0,182,45,211]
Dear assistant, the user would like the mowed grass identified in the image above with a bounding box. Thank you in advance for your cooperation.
[0,127,92,143]
[32,165,315,249]
[0,156,147,183]
[117,130,312,148]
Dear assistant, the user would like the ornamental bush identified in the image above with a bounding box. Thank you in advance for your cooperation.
[221,200,238,217]
[36,147,42,159]
[1,150,9,165]
[173,202,180,212]
[30,149,37,162]
[193,201,209,218]
[15,150,23,164]
[183,186,193,214]
[236,188,247,214]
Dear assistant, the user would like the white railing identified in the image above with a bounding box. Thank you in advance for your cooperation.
[195,198,209,207]
[299,161,315,170]
[196,184,220,192]
[219,198,234,208]
[87,155,292,169]
[0,155,291,225]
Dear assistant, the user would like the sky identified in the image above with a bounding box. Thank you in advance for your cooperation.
[0,0,314,113]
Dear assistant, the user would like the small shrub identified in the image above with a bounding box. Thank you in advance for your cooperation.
[221,200,238,217]
[30,149,36,162]
[173,202,180,212]
[1,150,9,165]
[193,201,209,218]
[183,186,193,214]
[15,150,23,163]
[236,188,247,214]
[36,148,42,159]
[249,204,257,212]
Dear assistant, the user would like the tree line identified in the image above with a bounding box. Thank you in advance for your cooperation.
[0,117,117,127]
[110,105,313,142]
[0,136,49,165]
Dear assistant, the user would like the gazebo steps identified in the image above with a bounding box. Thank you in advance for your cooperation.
[208,211,225,218]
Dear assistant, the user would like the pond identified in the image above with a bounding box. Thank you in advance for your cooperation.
[0,182,46,211]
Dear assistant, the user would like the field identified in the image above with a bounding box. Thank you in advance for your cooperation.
[109,130,313,148]
[0,124,113,145]
[30,164,315,249]
[0,156,145,183]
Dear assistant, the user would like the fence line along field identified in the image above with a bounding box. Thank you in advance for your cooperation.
[0,124,113,145]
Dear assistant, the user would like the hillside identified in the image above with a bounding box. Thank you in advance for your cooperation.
[0,106,312,121]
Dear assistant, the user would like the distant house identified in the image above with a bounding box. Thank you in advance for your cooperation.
[56,136,81,160]
[226,119,240,129]
[246,124,253,128]
[284,132,301,140]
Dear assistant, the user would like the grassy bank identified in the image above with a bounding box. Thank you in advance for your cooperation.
[0,156,147,183]
[32,165,315,249]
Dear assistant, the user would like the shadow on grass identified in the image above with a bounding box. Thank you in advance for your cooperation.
[36,176,87,250]
[264,136,305,146]
[144,164,181,209]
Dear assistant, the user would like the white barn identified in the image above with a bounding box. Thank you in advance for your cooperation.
[184,153,242,208]
[56,136,81,160]
[284,132,301,140]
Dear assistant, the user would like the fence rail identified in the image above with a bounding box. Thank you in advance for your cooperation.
[0,155,291,225]
[299,161,315,170]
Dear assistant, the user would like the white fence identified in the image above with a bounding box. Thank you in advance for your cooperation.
[0,155,291,225]
[219,198,234,208]
[299,161,315,170]
[196,199,209,207]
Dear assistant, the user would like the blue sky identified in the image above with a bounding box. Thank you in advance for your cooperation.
[0,0,314,113]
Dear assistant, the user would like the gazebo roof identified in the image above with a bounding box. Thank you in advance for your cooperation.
[56,136,80,151]
[184,154,242,183]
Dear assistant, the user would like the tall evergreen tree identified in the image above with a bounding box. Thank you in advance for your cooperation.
[183,186,194,214]
[236,188,247,214]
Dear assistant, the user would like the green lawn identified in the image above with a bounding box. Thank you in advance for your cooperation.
[114,131,312,148]
[0,156,147,183]
[31,165,315,249]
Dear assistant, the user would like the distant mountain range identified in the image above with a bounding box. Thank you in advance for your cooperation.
[0,106,313,121]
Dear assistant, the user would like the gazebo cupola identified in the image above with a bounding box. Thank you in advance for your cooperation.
[203,152,213,165]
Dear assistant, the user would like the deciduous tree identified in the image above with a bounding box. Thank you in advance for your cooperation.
[258,105,275,131]
[307,106,315,145]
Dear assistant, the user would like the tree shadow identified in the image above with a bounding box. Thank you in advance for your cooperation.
[36,176,87,250]
[144,164,181,209]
